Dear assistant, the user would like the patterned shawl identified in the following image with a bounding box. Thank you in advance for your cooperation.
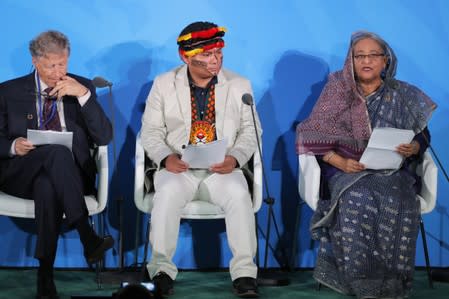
[296,31,437,160]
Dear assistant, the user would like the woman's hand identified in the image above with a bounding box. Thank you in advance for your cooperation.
[341,158,366,173]
[324,151,365,173]
[396,141,419,158]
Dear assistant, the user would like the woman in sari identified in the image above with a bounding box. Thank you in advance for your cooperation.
[296,31,437,298]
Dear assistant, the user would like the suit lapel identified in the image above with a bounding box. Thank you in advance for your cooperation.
[174,65,192,139]
[24,72,39,129]
[214,70,228,140]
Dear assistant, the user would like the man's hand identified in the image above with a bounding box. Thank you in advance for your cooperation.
[396,141,420,158]
[210,155,237,174]
[50,75,89,98]
[15,137,35,156]
[165,154,189,173]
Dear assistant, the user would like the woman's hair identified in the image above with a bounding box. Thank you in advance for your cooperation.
[350,31,388,56]
[29,30,71,57]
[349,30,397,81]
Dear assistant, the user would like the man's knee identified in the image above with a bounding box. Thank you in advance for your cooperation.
[45,144,72,158]
[154,171,196,199]
[153,188,192,212]
[40,144,75,167]
[206,173,251,205]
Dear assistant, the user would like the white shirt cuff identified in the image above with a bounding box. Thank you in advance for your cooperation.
[9,139,17,156]
[77,90,91,107]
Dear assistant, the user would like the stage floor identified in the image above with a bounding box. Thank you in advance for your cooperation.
[0,268,448,298]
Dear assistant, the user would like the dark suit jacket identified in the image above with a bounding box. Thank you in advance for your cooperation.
[0,72,112,193]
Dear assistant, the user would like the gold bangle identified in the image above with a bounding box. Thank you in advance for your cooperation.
[324,151,336,163]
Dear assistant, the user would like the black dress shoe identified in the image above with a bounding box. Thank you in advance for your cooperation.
[36,269,59,299]
[153,272,174,297]
[232,277,259,298]
[84,235,114,264]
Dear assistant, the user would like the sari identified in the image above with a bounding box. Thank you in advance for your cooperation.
[296,31,436,298]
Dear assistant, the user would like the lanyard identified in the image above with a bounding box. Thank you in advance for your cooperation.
[36,73,58,129]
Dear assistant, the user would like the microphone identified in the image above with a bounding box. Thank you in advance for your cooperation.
[242,93,254,106]
[92,76,113,88]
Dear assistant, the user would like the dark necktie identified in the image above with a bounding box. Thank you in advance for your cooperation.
[42,87,62,131]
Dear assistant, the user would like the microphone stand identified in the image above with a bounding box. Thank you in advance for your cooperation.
[245,96,291,286]
[93,79,134,285]
[107,83,125,271]
[424,137,449,283]
[402,100,449,283]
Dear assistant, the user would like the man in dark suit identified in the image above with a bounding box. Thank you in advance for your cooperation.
[0,30,114,299]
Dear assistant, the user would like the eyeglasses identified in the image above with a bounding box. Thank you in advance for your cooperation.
[353,53,385,61]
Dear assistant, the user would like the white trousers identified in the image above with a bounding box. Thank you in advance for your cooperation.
[146,168,258,281]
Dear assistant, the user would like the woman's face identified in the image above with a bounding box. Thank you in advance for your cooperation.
[352,38,387,85]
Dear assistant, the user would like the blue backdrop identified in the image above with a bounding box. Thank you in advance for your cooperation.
[1,0,448,269]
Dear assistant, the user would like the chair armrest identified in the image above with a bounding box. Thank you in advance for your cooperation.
[94,145,109,213]
[134,132,146,212]
[418,150,438,214]
[298,154,321,211]
[252,149,263,213]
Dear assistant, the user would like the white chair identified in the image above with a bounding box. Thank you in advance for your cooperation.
[0,145,109,285]
[297,150,438,287]
[134,132,263,273]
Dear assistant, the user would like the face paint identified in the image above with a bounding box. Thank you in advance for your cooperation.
[191,59,208,68]
[191,58,218,75]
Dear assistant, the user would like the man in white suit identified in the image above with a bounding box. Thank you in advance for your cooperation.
[141,21,261,298]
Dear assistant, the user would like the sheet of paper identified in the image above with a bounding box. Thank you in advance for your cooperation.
[359,127,414,170]
[27,129,73,151]
[181,138,227,169]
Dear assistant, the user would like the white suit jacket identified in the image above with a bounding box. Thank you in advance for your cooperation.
[141,64,262,169]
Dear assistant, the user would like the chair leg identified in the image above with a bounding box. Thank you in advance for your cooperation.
[420,218,433,289]
[255,214,260,267]
[140,216,151,281]
[291,201,304,270]
[90,215,102,289]
[134,210,141,267]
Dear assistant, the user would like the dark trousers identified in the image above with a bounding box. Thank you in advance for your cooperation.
[0,145,88,263]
